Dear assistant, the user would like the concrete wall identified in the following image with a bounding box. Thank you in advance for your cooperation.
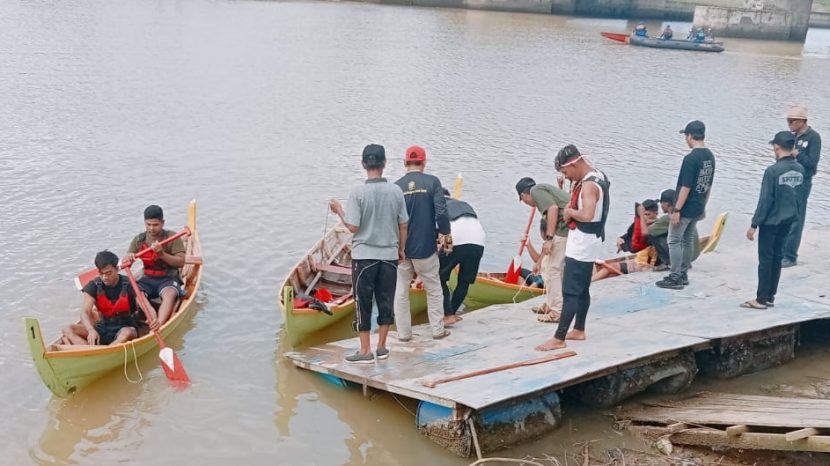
[694,0,814,40]
[345,0,830,29]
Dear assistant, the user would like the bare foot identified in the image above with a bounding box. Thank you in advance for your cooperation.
[535,338,567,351]
[566,330,586,340]
[443,316,462,326]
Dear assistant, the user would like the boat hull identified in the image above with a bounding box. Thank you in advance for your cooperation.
[629,35,724,52]
[25,200,203,397]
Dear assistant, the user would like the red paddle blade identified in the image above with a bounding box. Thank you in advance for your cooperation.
[505,256,521,285]
[75,268,99,290]
[159,347,190,384]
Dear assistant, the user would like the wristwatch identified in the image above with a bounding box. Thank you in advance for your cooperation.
[544,234,554,241]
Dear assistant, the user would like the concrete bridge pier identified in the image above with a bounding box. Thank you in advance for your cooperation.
[693,0,814,41]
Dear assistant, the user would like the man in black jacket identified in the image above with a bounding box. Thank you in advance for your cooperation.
[782,105,822,267]
[742,131,805,310]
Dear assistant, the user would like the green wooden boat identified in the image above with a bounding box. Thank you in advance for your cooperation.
[24,200,203,398]
[279,224,427,348]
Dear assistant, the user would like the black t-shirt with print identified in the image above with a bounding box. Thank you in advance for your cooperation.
[676,147,715,219]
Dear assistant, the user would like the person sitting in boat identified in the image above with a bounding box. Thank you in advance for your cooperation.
[693,28,707,43]
[659,25,673,40]
[61,251,139,346]
[125,205,186,331]
[633,22,648,37]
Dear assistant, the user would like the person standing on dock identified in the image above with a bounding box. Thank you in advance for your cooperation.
[536,145,609,351]
[742,132,804,310]
[394,145,452,340]
[782,105,822,268]
[438,188,485,326]
[656,120,715,290]
[329,144,409,363]
[515,176,569,323]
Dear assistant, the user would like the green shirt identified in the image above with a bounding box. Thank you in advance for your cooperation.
[128,229,186,277]
[530,184,569,238]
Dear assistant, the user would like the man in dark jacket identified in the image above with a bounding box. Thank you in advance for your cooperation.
[742,131,805,310]
[394,145,452,340]
[782,105,822,267]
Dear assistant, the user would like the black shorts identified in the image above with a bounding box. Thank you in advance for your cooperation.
[352,259,397,332]
[439,244,484,284]
[95,314,138,345]
[138,275,180,300]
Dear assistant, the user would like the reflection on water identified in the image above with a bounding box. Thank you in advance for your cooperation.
[1,0,828,464]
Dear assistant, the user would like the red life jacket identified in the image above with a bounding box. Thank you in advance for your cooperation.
[566,173,610,241]
[137,231,171,277]
[95,278,132,318]
[630,215,650,252]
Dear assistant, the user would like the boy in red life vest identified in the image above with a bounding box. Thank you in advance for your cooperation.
[62,251,139,345]
[124,205,186,331]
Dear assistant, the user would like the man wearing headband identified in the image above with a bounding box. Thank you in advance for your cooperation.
[782,105,822,268]
[536,145,610,351]
[742,132,804,310]
[656,120,716,290]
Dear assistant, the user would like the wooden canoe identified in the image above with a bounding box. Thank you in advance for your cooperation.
[24,200,203,398]
[464,212,728,306]
[279,224,427,348]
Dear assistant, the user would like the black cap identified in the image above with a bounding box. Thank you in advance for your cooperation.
[679,120,706,137]
[659,189,676,204]
[362,144,386,166]
[515,177,536,200]
[769,131,796,150]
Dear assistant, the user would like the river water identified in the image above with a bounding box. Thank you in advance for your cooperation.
[1,0,829,464]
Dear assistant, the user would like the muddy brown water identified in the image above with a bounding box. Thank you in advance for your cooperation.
[1,0,829,464]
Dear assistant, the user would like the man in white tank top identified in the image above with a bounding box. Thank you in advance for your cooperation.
[536,145,609,351]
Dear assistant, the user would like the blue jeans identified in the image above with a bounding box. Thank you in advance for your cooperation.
[784,176,812,263]
[668,217,699,276]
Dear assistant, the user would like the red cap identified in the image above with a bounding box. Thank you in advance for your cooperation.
[405,145,426,162]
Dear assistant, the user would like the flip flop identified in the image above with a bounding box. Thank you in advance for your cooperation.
[531,305,549,314]
[740,300,767,310]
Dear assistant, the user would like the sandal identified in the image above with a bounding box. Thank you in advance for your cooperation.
[432,330,451,340]
[739,300,767,310]
[537,312,561,323]
[531,305,550,314]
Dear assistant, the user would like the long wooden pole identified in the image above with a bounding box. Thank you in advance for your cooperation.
[420,350,577,388]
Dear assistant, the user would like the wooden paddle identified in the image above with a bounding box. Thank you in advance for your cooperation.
[452,173,463,199]
[504,209,536,285]
[74,227,192,290]
[123,265,190,385]
[421,350,577,388]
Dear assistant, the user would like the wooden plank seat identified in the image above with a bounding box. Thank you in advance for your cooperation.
[311,262,352,275]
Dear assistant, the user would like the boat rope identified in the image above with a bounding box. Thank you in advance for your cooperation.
[467,458,545,466]
[390,393,415,417]
[510,278,528,304]
[122,341,143,384]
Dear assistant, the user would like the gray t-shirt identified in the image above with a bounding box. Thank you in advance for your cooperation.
[346,178,409,261]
